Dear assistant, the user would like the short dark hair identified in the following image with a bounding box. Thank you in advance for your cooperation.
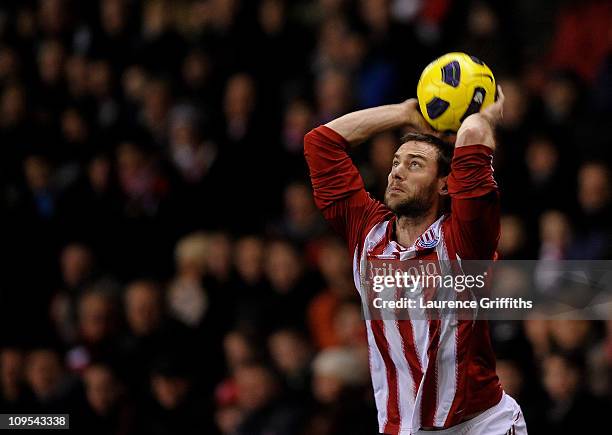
[400,132,453,177]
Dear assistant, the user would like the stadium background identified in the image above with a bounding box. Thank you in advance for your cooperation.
[0,0,611,433]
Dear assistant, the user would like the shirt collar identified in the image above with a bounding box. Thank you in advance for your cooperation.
[377,214,447,260]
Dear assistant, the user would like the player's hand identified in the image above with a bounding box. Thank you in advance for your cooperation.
[455,86,504,150]
[402,98,437,135]
[402,98,458,143]
[479,85,505,127]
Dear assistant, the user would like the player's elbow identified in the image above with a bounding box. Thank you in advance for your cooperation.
[303,129,318,158]
[456,117,494,149]
[456,125,485,146]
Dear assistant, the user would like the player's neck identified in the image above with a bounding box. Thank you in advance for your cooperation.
[395,207,439,248]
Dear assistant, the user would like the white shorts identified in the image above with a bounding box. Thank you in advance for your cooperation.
[414,393,527,435]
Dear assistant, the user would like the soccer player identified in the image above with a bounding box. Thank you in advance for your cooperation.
[304,87,527,434]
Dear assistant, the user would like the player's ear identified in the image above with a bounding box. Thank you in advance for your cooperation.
[438,176,448,196]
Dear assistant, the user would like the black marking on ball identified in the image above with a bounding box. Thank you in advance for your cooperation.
[441,61,461,87]
[460,87,486,122]
[426,97,450,119]
[470,55,484,65]
[475,73,494,83]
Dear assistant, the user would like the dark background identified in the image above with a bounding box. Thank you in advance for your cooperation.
[0,0,611,434]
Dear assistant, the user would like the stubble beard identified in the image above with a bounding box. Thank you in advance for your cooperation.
[384,183,438,219]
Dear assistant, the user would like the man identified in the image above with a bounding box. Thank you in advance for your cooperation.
[304,88,527,434]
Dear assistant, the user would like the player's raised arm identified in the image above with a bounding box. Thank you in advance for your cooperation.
[324,99,435,146]
[304,100,431,252]
[446,86,505,260]
[304,99,434,210]
[455,86,505,151]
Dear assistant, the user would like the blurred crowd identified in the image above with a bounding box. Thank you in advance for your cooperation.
[0,0,611,434]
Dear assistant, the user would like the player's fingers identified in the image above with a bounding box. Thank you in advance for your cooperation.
[408,121,435,136]
[495,85,504,119]
[496,85,505,103]
[421,120,437,135]
[411,110,437,134]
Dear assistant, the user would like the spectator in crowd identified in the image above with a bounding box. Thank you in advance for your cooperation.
[497,215,531,259]
[167,232,210,329]
[78,362,136,435]
[51,245,116,346]
[523,317,551,361]
[304,347,376,435]
[268,328,313,399]
[547,0,612,83]
[264,239,314,332]
[0,347,27,411]
[523,135,569,217]
[223,329,263,374]
[572,162,611,259]
[231,235,275,334]
[281,98,315,177]
[272,181,327,244]
[234,362,302,435]
[66,288,119,371]
[214,377,242,434]
[366,131,397,199]
[541,352,608,434]
[308,236,355,349]
[25,347,71,412]
[120,280,195,398]
[496,355,546,433]
[140,356,215,435]
[588,318,612,397]
[539,210,572,258]
[233,235,265,292]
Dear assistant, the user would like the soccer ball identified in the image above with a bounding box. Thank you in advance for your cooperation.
[416,52,497,132]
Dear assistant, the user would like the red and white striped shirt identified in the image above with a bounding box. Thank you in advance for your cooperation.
[304,126,503,434]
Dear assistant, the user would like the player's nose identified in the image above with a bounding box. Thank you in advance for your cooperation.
[390,165,405,180]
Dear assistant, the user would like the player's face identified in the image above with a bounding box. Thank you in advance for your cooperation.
[384,141,445,218]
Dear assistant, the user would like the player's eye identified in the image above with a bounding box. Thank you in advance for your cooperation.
[392,161,399,167]
[410,161,421,168]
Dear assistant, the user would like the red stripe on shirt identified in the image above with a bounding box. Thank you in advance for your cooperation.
[421,320,441,427]
[397,320,424,399]
[371,320,401,432]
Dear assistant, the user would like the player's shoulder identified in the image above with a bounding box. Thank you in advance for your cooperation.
[356,213,394,257]
[441,212,499,260]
